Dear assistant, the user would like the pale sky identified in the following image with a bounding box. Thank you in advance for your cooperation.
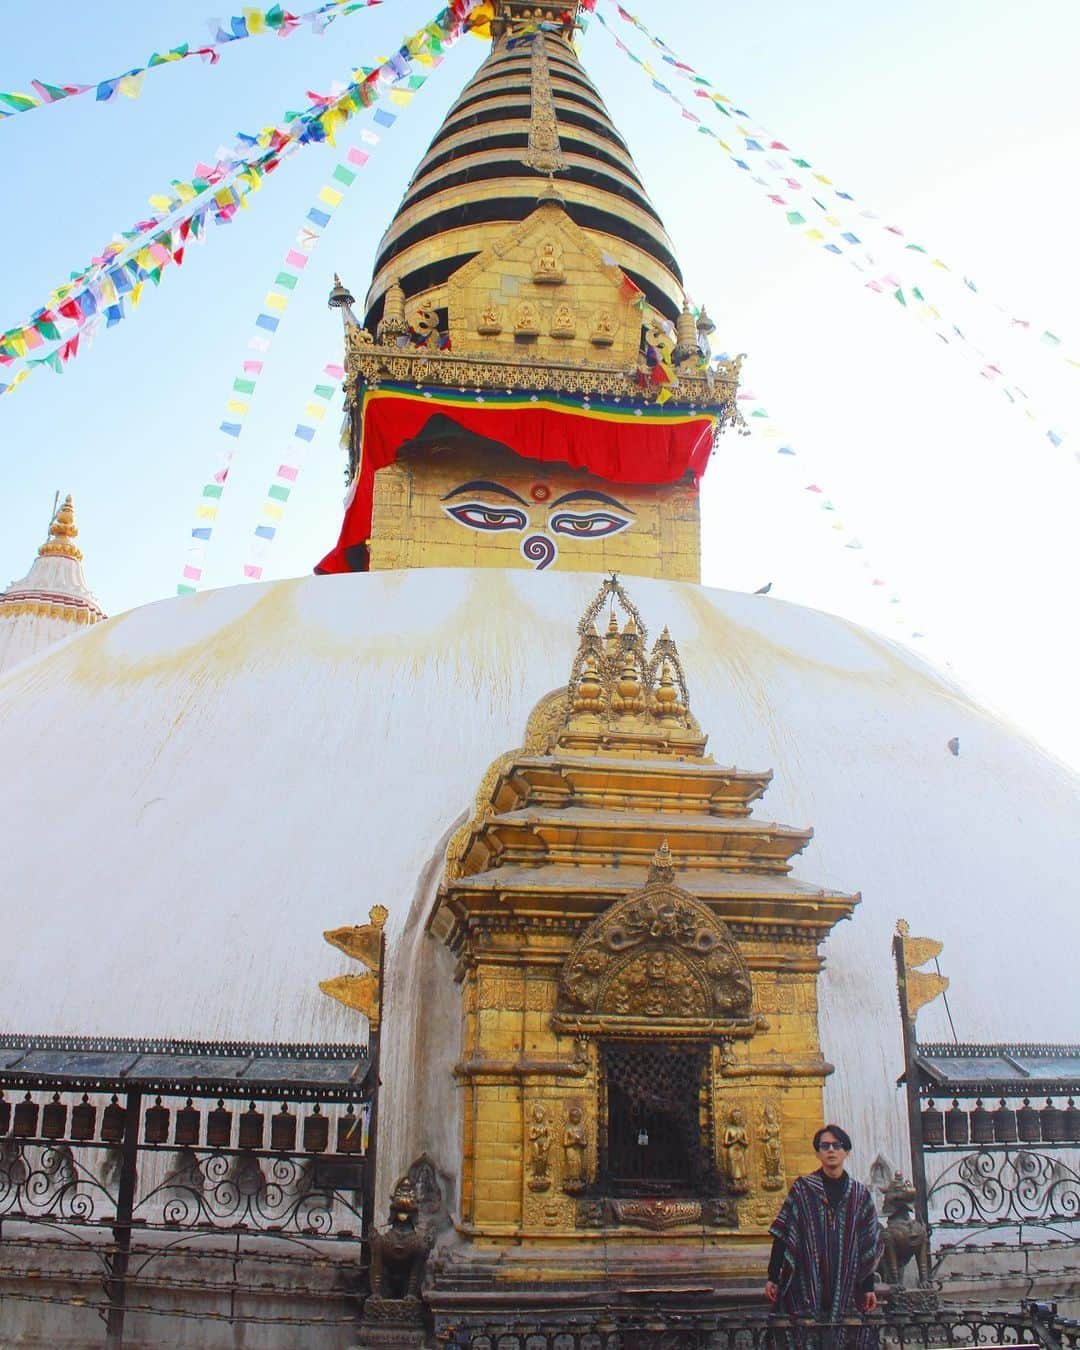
[2,1,1078,767]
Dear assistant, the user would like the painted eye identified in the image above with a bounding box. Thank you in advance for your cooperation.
[549,511,630,539]
[444,502,527,532]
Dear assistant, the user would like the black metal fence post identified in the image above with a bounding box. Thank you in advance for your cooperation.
[105,1088,142,1350]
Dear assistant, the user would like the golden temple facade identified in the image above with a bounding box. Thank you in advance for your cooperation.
[414,577,859,1303]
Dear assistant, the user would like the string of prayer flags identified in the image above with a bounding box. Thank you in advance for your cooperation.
[1,0,482,402]
[183,120,388,595]
[241,360,345,580]
[0,1,385,121]
[595,2,1072,460]
[730,380,925,639]
[598,0,1080,383]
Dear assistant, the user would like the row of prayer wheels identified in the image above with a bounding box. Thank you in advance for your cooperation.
[922,1097,1080,1146]
[0,1091,366,1154]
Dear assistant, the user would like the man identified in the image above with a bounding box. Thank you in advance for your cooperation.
[765,1124,882,1347]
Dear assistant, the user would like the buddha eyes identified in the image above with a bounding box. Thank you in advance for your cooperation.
[443,501,631,539]
[549,511,630,538]
[443,502,528,531]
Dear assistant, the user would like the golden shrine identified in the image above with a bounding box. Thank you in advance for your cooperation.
[404,575,857,1312]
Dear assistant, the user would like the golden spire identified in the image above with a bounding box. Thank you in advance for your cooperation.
[38,495,83,562]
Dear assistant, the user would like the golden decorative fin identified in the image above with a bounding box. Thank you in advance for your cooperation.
[905,969,950,1018]
[903,936,944,969]
[319,974,381,1027]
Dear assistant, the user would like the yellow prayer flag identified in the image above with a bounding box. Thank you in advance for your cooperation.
[227,399,249,415]
[318,186,344,208]
[931,259,950,270]
[805,229,825,243]
[242,7,267,33]
[131,282,144,307]
[813,173,833,185]
[196,504,219,521]
[389,89,413,106]
[149,194,175,212]
[175,181,198,203]
[717,140,732,153]
[262,502,285,521]
[118,73,145,99]
[8,368,30,392]
[824,215,841,227]
[264,292,288,312]
[303,402,327,420]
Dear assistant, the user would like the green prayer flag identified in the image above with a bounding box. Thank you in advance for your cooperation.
[786,211,805,226]
[332,165,357,186]
[34,319,61,341]
[269,484,291,502]
[912,287,924,302]
[202,484,224,499]
[177,584,197,595]
[313,384,335,400]
[233,378,256,394]
[275,271,299,289]
[792,158,811,168]
[894,288,906,306]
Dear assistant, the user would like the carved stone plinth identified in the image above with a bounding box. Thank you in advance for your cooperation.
[884,1285,940,1314]
[356,1295,428,1348]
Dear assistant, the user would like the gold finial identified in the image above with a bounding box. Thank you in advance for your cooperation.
[649,839,675,882]
[613,647,645,715]
[368,904,389,930]
[652,659,685,723]
[377,278,409,343]
[896,918,910,937]
[672,299,701,365]
[38,494,83,561]
[572,651,605,715]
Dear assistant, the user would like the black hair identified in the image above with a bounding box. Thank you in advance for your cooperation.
[813,1124,853,1152]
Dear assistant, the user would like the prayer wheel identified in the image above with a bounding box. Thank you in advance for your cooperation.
[271,1104,297,1152]
[944,1099,969,1145]
[920,1100,944,1146]
[1016,1098,1040,1143]
[207,1100,233,1149]
[13,1093,40,1138]
[101,1096,126,1143]
[303,1104,329,1153]
[992,1098,1018,1143]
[969,1098,993,1144]
[41,1093,68,1139]
[71,1095,96,1141]
[144,1097,170,1144]
[175,1099,201,1146]
[239,1104,265,1151]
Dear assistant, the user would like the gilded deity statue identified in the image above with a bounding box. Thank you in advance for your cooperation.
[533,239,564,282]
[477,301,502,335]
[562,1103,588,1195]
[515,300,540,336]
[760,1102,784,1191]
[722,1106,750,1194]
[590,309,616,345]
[551,303,576,338]
[528,1104,552,1191]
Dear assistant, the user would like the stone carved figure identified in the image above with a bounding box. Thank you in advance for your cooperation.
[533,239,564,282]
[550,302,576,338]
[878,1173,931,1287]
[477,301,501,335]
[515,300,540,336]
[364,1176,432,1325]
[590,309,616,345]
[528,1104,552,1191]
[760,1102,785,1191]
[562,1103,588,1195]
[722,1107,750,1194]
[603,947,706,1018]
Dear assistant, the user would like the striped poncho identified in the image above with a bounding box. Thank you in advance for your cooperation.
[769,1170,883,1348]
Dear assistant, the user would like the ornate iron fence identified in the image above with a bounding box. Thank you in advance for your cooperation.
[0,1035,376,1346]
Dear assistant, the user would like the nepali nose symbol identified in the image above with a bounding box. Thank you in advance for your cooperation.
[521,534,556,570]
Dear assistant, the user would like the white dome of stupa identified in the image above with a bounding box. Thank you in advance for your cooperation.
[0,568,1075,1182]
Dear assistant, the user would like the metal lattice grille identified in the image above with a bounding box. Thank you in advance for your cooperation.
[601,1043,706,1192]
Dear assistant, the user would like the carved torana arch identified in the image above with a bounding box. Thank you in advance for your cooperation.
[553,869,755,1038]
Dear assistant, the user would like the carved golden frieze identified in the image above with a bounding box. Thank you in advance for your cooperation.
[522,35,568,176]
[553,875,755,1036]
[344,346,739,417]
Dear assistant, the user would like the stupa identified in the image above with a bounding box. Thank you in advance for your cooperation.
[0,494,105,674]
[1,2,1078,1343]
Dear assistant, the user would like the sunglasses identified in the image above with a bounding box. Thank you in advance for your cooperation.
[817,1142,845,1152]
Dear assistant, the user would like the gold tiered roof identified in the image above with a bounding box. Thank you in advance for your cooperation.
[437,577,858,946]
[363,0,685,331]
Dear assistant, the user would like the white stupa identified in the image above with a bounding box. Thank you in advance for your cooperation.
[0,494,106,674]
[0,567,1076,1187]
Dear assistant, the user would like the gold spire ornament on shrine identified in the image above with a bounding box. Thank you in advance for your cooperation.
[38,495,83,561]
